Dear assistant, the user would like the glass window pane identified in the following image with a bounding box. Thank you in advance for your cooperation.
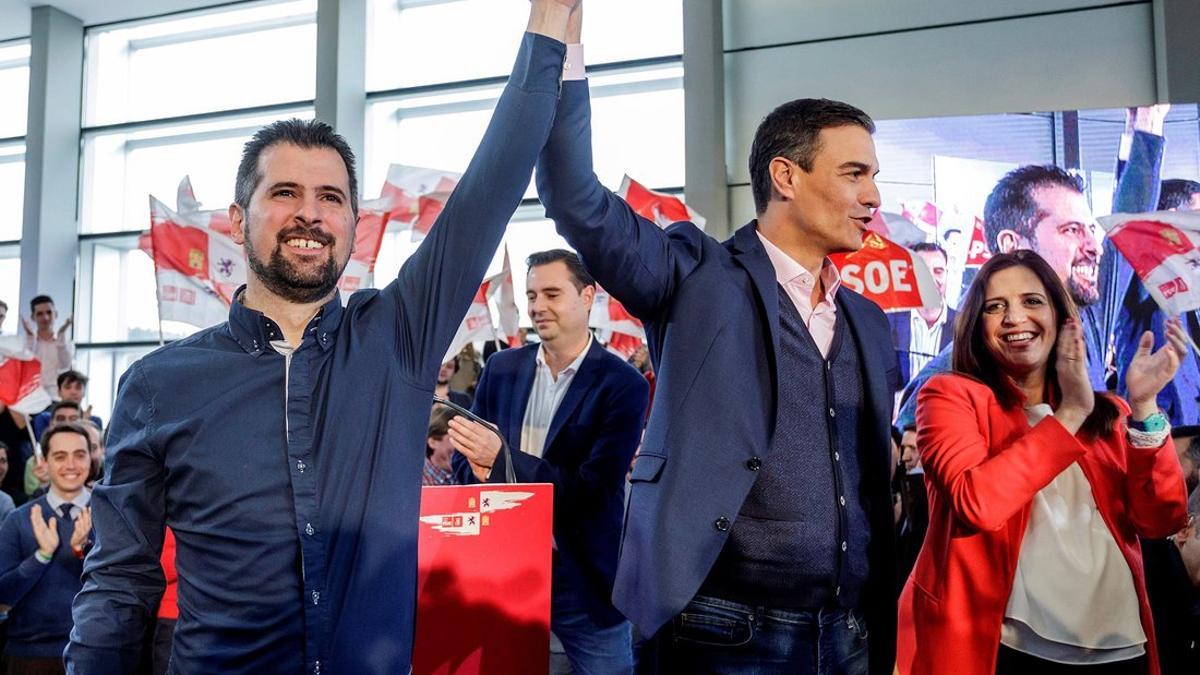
[0,143,24,241]
[81,109,312,234]
[79,236,208,344]
[363,65,684,199]
[367,0,682,92]
[0,244,19,336]
[75,345,157,426]
[0,41,30,138]
[84,0,316,126]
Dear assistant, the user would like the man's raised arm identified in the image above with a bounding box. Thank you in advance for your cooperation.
[383,0,576,385]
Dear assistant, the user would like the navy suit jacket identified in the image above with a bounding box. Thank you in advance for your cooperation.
[888,308,957,388]
[453,340,648,625]
[536,79,900,674]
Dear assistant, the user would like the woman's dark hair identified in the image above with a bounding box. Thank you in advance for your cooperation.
[952,250,1119,439]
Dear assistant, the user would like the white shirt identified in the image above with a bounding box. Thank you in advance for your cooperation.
[907,308,946,378]
[26,334,73,399]
[520,335,593,459]
[756,230,842,357]
[1001,404,1146,664]
[46,488,92,520]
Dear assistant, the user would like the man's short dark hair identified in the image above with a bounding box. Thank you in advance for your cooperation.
[1158,179,1200,211]
[526,249,596,292]
[49,400,81,418]
[57,370,88,390]
[40,422,92,457]
[910,242,947,261]
[0,299,7,312]
[983,165,1085,253]
[235,118,359,218]
[29,294,54,314]
[748,98,875,214]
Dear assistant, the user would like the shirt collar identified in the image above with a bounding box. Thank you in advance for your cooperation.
[228,285,344,355]
[755,230,842,303]
[535,333,593,378]
[46,488,91,513]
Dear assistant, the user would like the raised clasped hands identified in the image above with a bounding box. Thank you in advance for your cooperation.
[29,504,59,559]
[1125,318,1189,412]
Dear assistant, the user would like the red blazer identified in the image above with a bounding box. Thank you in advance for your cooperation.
[897,374,1188,675]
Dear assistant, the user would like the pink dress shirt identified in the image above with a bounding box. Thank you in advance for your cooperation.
[756,230,842,357]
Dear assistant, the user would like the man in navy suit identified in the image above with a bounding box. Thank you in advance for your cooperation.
[887,242,956,388]
[533,9,898,673]
[450,249,648,675]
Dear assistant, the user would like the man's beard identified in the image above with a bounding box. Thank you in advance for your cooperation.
[1067,270,1100,307]
[245,228,344,304]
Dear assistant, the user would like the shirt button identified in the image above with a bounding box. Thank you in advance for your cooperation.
[312,591,320,605]
[836,585,842,596]
[305,523,315,536]
[834,452,840,462]
[314,661,321,674]
[714,517,730,532]
[839,496,846,506]
[298,461,306,473]
[745,457,762,471]
[828,408,836,418]
[841,541,848,552]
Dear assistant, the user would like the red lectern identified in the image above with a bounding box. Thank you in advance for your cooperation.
[414,483,555,675]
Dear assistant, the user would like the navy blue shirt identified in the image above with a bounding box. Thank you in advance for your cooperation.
[67,33,566,675]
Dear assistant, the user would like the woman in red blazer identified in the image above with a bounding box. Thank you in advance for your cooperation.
[897,250,1189,675]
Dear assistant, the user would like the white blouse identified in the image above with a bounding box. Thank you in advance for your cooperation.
[1000,404,1146,664]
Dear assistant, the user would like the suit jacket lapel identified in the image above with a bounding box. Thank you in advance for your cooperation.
[730,223,780,392]
[542,341,603,459]
[507,349,538,450]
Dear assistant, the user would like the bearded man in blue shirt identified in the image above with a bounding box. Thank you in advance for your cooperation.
[66,2,578,673]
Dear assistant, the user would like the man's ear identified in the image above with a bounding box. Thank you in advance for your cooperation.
[229,203,246,245]
[768,157,799,203]
[580,284,596,308]
[994,229,1025,254]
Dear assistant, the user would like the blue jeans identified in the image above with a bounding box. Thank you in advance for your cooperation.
[550,561,633,675]
[641,594,869,675]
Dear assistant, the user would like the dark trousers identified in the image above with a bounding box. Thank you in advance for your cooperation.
[995,646,1145,675]
[638,594,869,675]
[6,656,64,675]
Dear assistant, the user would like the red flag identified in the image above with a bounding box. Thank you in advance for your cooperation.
[590,287,645,358]
[830,231,942,313]
[616,176,707,230]
[337,196,397,298]
[147,195,244,328]
[1100,211,1200,315]
[0,341,52,416]
[965,217,992,267]
[381,165,463,241]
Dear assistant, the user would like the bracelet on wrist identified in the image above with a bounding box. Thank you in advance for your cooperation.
[34,550,52,564]
[1129,410,1168,433]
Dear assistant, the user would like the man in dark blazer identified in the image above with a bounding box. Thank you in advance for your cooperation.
[451,250,648,675]
[887,242,956,388]
[531,10,898,673]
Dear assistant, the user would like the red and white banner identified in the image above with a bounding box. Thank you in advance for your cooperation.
[617,176,706,231]
[146,195,246,329]
[830,231,942,313]
[965,216,992,267]
[142,177,394,327]
[443,249,521,362]
[1100,211,1200,315]
[381,165,462,241]
[590,288,645,359]
[338,196,395,296]
[0,339,52,416]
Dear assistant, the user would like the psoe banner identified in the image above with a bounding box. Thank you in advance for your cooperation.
[829,231,941,313]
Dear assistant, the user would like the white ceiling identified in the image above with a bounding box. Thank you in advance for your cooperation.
[0,0,238,42]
